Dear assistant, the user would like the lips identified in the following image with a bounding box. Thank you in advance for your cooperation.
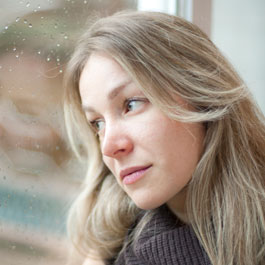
[120,165,152,180]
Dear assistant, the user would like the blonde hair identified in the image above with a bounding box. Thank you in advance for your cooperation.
[64,11,265,265]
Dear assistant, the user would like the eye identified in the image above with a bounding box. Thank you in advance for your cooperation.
[125,98,148,113]
[90,119,105,133]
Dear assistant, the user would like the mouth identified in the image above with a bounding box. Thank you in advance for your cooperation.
[120,165,152,185]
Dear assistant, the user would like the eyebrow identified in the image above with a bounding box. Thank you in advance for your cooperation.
[82,80,132,113]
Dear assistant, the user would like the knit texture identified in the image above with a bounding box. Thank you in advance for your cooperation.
[106,205,211,265]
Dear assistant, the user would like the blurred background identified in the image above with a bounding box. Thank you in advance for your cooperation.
[0,0,264,264]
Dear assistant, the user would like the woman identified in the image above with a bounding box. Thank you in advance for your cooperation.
[64,11,265,265]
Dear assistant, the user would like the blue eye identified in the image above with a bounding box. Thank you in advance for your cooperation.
[126,98,146,112]
[90,119,105,133]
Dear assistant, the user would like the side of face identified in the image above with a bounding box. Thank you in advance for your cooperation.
[79,53,205,213]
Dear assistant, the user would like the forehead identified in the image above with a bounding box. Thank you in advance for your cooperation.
[79,53,130,98]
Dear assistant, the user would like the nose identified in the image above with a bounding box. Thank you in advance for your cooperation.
[101,121,133,159]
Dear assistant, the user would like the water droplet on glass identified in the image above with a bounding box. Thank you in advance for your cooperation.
[64,35,68,39]
[41,16,44,19]
[38,4,41,9]
[37,50,41,55]
[56,58,60,62]
[46,57,51,62]
[59,69,63,73]
[16,17,20,22]
[4,25,9,30]
[24,19,28,24]
[56,43,60,47]
[28,23,33,28]
[54,23,58,29]
[84,0,87,3]
[15,54,19,59]
[13,47,17,51]
[26,2,30,7]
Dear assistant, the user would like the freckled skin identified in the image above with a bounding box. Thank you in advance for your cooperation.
[79,53,205,215]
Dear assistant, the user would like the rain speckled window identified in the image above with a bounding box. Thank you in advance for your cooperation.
[2,0,263,264]
[0,1,137,264]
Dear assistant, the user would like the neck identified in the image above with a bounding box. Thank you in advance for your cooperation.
[166,186,189,224]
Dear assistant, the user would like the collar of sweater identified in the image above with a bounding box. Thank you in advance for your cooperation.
[130,205,211,265]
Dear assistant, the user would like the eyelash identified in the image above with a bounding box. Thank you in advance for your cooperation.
[124,97,147,113]
[89,97,148,134]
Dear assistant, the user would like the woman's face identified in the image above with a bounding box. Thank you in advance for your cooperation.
[79,53,205,213]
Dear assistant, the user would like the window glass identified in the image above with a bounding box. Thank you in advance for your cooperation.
[137,0,177,15]
[183,0,264,113]
[212,0,265,113]
[0,1,136,264]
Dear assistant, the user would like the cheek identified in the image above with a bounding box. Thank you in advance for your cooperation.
[169,122,205,173]
[142,117,179,154]
[137,114,170,142]
[150,117,205,171]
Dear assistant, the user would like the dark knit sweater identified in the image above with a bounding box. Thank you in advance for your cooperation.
[107,205,211,265]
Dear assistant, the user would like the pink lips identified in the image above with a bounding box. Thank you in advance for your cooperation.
[120,165,152,185]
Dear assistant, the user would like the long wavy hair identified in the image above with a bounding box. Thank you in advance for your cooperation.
[64,11,265,265]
